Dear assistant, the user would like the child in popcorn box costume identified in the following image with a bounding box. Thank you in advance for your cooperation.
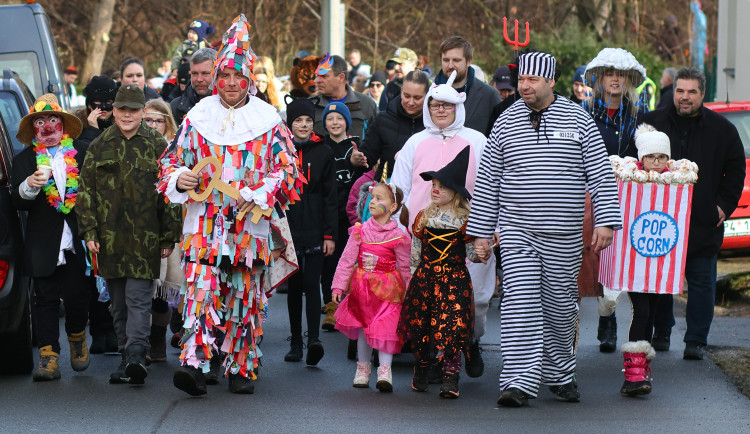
[158,14,302,396]
[603,124,699,397]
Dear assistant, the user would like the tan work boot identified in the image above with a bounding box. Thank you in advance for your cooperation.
[321,301,337,331]
[68,331,90,371]
[32,346,61,381]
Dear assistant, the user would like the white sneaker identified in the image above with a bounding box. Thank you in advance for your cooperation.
[376,364,392,393]
[353,362,371,388]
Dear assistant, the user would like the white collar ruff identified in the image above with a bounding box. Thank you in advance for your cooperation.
[186,94,281,145]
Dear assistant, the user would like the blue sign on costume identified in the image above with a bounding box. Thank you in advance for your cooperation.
[629,211,679,257]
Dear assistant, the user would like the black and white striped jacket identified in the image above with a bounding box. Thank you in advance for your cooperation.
[466,96,621,238]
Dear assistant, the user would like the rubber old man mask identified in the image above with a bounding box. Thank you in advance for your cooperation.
[34,114,64,147]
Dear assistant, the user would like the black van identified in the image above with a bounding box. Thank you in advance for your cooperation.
[0,3,68,109]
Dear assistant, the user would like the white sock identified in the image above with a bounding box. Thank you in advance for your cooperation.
[379,352,393,368]
[357,330,371,364]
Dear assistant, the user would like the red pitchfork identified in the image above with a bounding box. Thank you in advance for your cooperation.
[503,17,530,59]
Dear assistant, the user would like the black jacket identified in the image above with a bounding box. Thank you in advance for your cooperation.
[360,95,425,181]
[11,143,88,277]
[286,134,338,249]
[324,135,363,216]
[170,83,202,125]
[642,104,746,258]
[656,84,674,111]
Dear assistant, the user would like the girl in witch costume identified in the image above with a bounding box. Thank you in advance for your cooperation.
[331,165,411,392]
[397,146,481,399]
[11,94,92,381]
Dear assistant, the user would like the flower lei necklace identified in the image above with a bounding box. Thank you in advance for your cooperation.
[33,134,78,214]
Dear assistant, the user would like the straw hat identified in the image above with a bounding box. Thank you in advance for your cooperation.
[16,94,83,146]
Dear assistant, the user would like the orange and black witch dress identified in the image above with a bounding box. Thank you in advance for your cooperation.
[397,209,476,364]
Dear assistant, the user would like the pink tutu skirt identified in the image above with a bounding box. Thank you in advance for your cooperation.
[334,267,404,354]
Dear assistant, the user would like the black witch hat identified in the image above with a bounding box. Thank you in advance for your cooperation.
[419,146,472,200]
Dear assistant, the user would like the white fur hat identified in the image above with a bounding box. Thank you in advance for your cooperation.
[635,123,671,161]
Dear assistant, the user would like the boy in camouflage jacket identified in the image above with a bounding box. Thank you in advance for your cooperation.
[77,84,182,385]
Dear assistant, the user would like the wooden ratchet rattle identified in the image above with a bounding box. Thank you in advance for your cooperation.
[187,156,271,223]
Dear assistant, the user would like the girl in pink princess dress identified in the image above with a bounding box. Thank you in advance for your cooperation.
[331,180,411,393]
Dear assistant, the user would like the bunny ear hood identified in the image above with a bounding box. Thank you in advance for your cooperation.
[423,71,466,138]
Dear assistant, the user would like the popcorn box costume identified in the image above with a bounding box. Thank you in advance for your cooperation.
[158,14,303,380]
[598,155,697,294]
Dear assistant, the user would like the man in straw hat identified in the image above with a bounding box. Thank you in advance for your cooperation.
[77,83,182,386]
[158,14,302,396]
[467,51,621,407]
[11,94,90,381]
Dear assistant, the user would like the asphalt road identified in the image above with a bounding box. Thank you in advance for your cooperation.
[1,295,749,433]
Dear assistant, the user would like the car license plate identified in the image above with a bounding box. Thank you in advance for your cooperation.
[724,218,750,237]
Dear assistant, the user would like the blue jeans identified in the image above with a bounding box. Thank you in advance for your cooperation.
[653,255,717,345]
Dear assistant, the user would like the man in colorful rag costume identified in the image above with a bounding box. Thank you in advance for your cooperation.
[158,14,302,396]
[11,94,90,382]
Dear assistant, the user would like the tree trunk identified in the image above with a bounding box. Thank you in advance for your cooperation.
[80,0,116,83]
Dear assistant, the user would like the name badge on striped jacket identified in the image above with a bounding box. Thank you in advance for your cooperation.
[552,131,578,140]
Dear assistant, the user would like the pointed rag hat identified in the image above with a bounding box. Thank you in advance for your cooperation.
[17,93,82,146]
[419,145,472,201]
[212,14,257,96]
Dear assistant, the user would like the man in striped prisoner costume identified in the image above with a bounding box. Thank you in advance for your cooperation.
[467,51,621,407]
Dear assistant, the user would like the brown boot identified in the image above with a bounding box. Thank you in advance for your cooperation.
[67,331,90,372]
[148,325,168,363]
[321,301,337,331]
[32,346,61,381]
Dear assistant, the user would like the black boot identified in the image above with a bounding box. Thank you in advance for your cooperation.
[428,358,443,384]
[306,337,324,366]
[597,315,617,353]
[652,328,671,351]
[411,361,429,392]
[90,333,106,354]
[439,370,460,399]
[465,340,484,378]
[104,330,119,354]
[148,325,168,363]
[284,335,303,362]
[347,339,357,360]
[173,365,207,396]
[228,373,255,394]
[125,343,148,384]
[205,355,223,385]
[109,352,129,384]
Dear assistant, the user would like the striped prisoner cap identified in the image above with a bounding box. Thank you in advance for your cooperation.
[518,52,556,80]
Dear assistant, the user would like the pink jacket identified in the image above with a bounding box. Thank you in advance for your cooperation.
[331,218,411,295]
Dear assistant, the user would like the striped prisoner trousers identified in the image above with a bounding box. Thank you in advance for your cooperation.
[498,228,583,397]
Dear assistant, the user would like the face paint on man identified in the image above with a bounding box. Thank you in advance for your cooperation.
[239,79,248,89]
[33,114,64,147]
[218,80,226,89]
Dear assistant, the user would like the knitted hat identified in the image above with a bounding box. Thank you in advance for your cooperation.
[573,65,586,84]
[635,124,671,160]
[368,70,387,87]
[17,94,83,146]
[420,146,472,200]
[323,102,351,133]
[177,62,191,85]
[518,52,556,80]
[84,75,118,105]
[188,19,215,42]
[213,14,257,95]
[286,97,316,126]
[584,48,646,88]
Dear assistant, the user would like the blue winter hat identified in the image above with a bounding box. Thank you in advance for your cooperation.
[188,20,215,42]
[573,65,586,84]
[323,102,351,133]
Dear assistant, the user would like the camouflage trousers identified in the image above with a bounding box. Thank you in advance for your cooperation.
[178,261,270,379]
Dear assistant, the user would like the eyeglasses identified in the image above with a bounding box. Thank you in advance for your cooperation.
[369,82,384,88]
[144,117,166,126]
[428,103,455,112]
[644,154,668,163]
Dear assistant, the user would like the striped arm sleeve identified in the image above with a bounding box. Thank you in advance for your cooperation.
[580,114,622,230]
[467,119,503,238]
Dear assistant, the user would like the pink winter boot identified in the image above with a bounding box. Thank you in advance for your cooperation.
[620,341,655,396]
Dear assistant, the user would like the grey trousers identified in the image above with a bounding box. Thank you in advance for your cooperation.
[107,277,153,352]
